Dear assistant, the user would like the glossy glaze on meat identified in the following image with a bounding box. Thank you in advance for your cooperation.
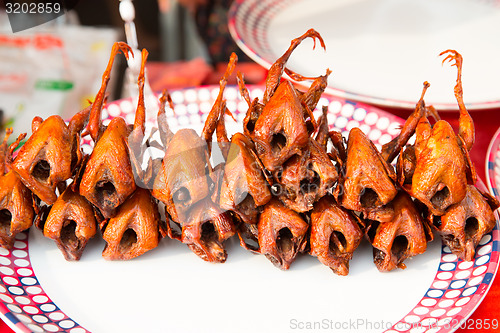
[0,129,34,249]
[0,33,497,272]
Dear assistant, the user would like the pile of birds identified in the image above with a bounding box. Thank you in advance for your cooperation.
[0,29,497,275]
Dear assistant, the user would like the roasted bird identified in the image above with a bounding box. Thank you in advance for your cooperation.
[219,132,271,225]
[234,31,336,213]
[397,50,476,216]
[79,42,137,218]
[151,126,215,254]
[367,191,433,272]
[258,198,309,270]
[199,61,273,255]
[310,194,364,275]
[335,127,397,214]
[247,29,330,172]
[153,123,235,264]
[273,138,337,212]
[44,46,155,260]
[275,106,338,213]
[428,185,498,261]
[11,106,90,205]
[102,187,160,260]
[0,129,35,249]
[152,53,238,263]
[151,53,237,222]
[151,119,211,224]
[176,197,234,263]
[43,183,97,261]
[210,57,273,225]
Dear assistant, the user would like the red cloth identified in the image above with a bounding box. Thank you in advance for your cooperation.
[0,63,497,333]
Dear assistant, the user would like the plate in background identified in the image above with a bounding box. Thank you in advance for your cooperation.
[229,0,500,110]
[486,127,500,199]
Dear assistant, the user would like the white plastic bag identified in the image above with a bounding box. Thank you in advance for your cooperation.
[0,15,119,138]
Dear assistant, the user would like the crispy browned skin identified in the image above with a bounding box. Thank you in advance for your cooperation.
[400,51,476,215]
[151,129,210,222]
[80,117,136,218]
[252,81,310,172]
[5,36,495,272]
[152,54,237,224]
[367,191,432,272]
[214,61,272,224]
[0,129,34,249]
[393,87,441,187]
[429,185,498,261]
[247,29,330,172]
[328,130,347,164]
[219,132,272,224]
[258,198,309,270]
[293,69,332,116]
[315,106,330,149]
[397,145,416,187]
[43,185,97,261]
[150,55,241,263]
[79,42,136,218]
[206,59,272,252]
[406,118,468,215]
[102,188,160,260]
[310,195,364,276]
[11,108,89,205]
[382,82,430,164]
[336,127,397,213]
[274,138,337,212]
[179,197,235,263]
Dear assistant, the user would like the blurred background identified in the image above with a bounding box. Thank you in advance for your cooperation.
[0,0,266,137]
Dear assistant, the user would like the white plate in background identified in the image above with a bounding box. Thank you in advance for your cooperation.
[229,0,500,110]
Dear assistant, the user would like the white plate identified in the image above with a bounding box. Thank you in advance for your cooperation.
[0,86,498,333]
[229,0,500,110]
[486,126,500,199]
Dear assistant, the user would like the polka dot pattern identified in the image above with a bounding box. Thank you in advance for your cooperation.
[0,232,89,332]
[389,226,499,332]
[0,85,497,332]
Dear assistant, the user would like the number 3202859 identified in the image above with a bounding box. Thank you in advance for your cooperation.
[449,318,499,330]
[6,2,61,14]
